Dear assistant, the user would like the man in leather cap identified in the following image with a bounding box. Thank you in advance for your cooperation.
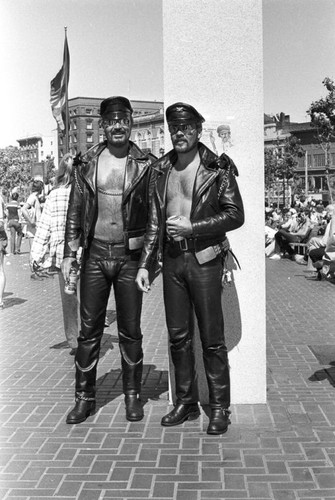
[136,102,244,435]
[62,96,156,424]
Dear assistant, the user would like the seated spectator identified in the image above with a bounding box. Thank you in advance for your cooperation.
[271,208,283,228]
[295,204,334,265]
[309,206,320,225]
[270,208,313,260]
[265,202,274,215]
[310,206,335,280]
[265,216,278,257]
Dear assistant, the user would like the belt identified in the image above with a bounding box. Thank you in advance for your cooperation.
[88,238,140,261]
[167,237,196,253]
[166,237,230,262]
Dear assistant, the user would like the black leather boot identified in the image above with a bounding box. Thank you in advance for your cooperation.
[119,338,143,396]
[66,399,96,424]
[170,338,199,404]
[203,344,230,410]
[206,408,231,435]
[125,394,144,421]
[161,403,200,426]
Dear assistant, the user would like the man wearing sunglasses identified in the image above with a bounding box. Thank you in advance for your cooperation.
[136,102,244,435]
[62,96,156,424]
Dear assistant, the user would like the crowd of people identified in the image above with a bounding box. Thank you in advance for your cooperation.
[265,197,335,280]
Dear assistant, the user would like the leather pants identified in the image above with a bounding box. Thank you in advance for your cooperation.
[163,249,230,409]
[75,240,143,401]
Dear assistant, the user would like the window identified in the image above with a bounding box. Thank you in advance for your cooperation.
[86,108,92,115]
[73,120,77,130]
[135,132,142,146]
[313,154,325,167]
[73,135,77,143]
[145,130,152,146]
[86,120,93,130]
[87,133,93,143]
[99,134,104,142]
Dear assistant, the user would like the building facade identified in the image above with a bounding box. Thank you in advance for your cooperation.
[264,113,335,203]
[58,97,164,160]
[16,134,57,164]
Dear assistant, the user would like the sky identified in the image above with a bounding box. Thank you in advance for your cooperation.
[0,0,163,147]
[263,0,335,123]
[0,0,334,148]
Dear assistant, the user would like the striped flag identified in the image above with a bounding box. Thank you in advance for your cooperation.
[50,35,70,131]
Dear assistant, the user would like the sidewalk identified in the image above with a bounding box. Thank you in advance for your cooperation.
[1,239,335,500]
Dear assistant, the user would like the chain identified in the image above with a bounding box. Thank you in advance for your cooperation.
[74,168,84,196]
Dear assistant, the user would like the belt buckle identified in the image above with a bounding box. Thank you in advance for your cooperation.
[179,238,188,251]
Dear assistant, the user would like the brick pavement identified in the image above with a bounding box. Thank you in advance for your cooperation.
[1,239,335,500]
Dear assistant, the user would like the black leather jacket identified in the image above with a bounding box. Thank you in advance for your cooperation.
[139,142,244,272]
[64,141,156,259]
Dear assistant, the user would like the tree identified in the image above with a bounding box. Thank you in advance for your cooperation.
[264,136,304,207]
[0,147,55,201]
[307,77,335,203]
[0,147,32,200]
[264,147,278,206]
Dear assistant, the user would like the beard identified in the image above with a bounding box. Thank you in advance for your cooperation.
[172,136,198,154]
[106,130,130,147]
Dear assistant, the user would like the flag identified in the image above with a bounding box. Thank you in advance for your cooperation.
[50,35,70,131]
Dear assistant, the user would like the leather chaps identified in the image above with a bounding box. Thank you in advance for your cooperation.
[74,246,143,401]
[163,250,230,409]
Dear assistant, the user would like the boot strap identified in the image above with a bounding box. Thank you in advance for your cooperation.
[75,394,95,402]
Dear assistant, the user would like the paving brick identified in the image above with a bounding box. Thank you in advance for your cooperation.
[1,245,335,499]
[201,468,221,482]
[130,473,153,489]
[247,481,272,498]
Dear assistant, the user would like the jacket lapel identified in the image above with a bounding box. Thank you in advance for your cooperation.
[123,143,151,202]
[82,143,106,194]
[191,144,220,215]
[155,154,173,211]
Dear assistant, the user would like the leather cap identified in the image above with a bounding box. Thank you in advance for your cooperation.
[100,96,133,117]
[166,102,205,124]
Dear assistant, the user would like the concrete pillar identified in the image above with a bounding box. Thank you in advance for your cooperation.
[163,0,266,404]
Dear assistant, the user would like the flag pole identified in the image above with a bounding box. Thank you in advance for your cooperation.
[64,27,69,153]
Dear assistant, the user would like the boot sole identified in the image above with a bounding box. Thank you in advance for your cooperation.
[161,410,200,427]
[126,414,144,422]
[206,426,228,435]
